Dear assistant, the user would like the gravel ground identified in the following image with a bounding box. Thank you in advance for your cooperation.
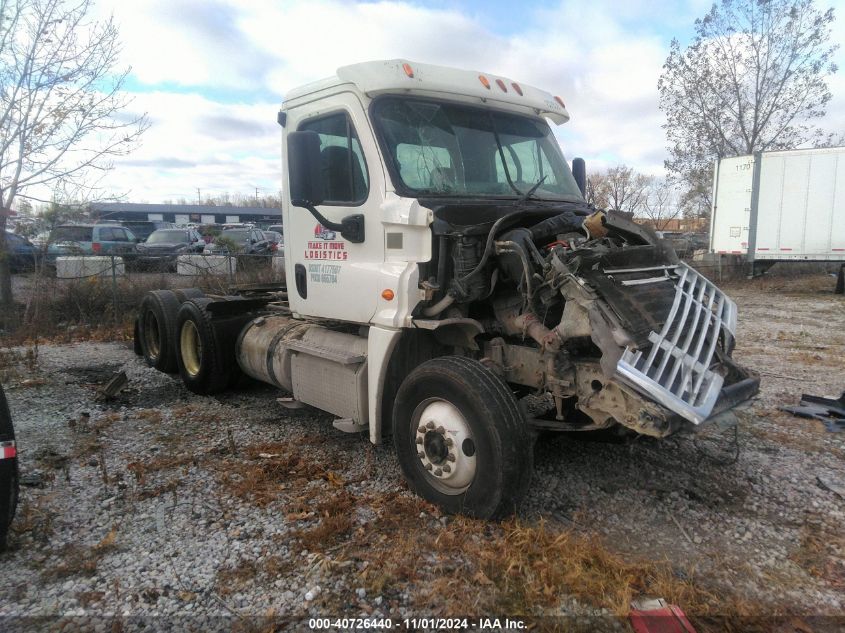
[0,275,843,632]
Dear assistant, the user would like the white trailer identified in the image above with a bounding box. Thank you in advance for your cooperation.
[710,147,845,275]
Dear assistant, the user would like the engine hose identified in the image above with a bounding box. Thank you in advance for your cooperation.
[421,293,456,317]
[454,210,550,286]
[495,240,534,301]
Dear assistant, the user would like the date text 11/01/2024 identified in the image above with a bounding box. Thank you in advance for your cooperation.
[308,617,526,630]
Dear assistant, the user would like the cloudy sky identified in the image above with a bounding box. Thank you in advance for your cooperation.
[87,0,845,204]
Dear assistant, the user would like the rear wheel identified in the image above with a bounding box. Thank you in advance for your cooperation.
[175,298,252,394]
[139,290,180,372]
[393,356,532,519]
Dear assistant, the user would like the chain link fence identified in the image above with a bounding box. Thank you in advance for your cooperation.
[5,253,285,337]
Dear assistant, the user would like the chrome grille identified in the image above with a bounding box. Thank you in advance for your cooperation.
[616,263,737,424]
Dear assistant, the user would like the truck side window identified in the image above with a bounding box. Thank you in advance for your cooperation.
[299,113,369,205]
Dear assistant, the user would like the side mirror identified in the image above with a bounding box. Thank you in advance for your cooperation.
[572,157,586,198]
[288,131,324,207]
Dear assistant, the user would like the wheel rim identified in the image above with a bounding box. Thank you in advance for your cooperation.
[180,320,202,377]
[143,311,160,359]
[411,398,476,495]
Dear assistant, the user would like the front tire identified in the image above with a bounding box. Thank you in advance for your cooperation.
[393,356,532,519]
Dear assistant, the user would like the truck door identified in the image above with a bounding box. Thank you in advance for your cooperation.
[285,96,384,323]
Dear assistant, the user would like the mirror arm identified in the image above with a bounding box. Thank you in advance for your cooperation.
[294,201,365,244]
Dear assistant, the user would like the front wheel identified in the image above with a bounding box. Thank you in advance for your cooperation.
[393,356,532,519]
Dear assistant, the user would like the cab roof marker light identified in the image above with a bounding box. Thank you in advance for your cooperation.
[511,82,523,96]
[478,75,491,89]
[495,79,507,92]
[554,95,566,108]
[402,63,414,78]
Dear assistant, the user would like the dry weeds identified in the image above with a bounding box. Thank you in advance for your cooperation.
[214,441,342,507]
[126,454,195,485]
[42,528,119,581]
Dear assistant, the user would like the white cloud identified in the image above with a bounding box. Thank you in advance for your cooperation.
[86,0,845,202]
[104,91,281,201]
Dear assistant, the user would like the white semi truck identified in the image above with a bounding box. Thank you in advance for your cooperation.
[135,60,759,518]
[710,146,845,284]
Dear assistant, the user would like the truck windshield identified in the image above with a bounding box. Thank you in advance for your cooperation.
[373,97,582,200]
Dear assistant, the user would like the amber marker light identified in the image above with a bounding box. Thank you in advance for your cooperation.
[478,75,491,89]
[511,82,523,95]
[381,289,395,301]
[402,63,414,78]
[495,79,507,92]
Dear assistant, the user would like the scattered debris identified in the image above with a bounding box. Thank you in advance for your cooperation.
[816,476,845,501]
[780,392,845,432]
[18,472,46,488]
[629,598,697,633]
[96,370,128,401]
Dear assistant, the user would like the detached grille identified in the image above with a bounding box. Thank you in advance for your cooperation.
[615,263,737,424]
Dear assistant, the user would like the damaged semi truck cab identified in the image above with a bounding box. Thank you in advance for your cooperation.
[140,60,759,518]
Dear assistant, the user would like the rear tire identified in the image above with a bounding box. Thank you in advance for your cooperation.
[139,290,181,373]
[393,356,532,519]
[175,298,252,395]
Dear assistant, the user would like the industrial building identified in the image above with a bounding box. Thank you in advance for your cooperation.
[89,202,282,227]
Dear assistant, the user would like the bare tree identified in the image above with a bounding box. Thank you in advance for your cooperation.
[0,0,148,322]
[641,178,682,231]
[658,0,838,218]
[603,165,652,214]
[585,172,609,209]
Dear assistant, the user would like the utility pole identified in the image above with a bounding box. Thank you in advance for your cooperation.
[196,188,201,205]
[255,187,259,204]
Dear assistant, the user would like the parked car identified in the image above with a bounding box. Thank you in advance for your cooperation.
[262,230,284,253]
[0,383,19,552]
[267,224,284,237]
[46,224,140,262]
[113,220,174,242]
[198,223,223,244]
[135,228,205,271]
[204,228,272,266]
[3,231,39,272]
[30,231,51,249]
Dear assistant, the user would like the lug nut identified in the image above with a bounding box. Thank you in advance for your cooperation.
[434,468,443,476]
[442,465,451,473]
[425,463,433,471]
[417,425,426,433]
[415,437,423,444]
[436,426,445,434]
[445,438,454,447]
[447,454,456,462]
[418,451,425,459]
[426,421,435,429]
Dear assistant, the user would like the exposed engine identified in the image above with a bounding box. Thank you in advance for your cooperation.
[419,204,759,438]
